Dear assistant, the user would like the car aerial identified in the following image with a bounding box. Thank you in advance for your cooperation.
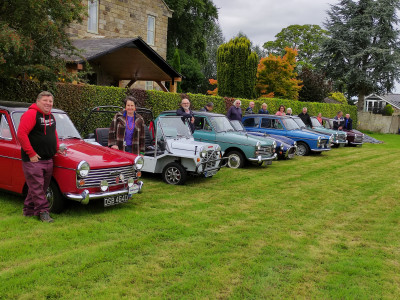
[0,101,144,213]
[83,106,226,185]
[229,120,297,160]
[320,117,364,146]
[158,110,277,169]
[242,114,332,156]
[289,115,347,148]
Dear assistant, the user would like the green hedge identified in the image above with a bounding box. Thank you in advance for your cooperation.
[0,78,358,134]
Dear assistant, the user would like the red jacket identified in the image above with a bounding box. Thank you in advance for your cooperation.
[17,103,59,161]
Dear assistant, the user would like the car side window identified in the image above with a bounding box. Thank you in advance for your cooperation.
[243,117,259,127]
[0,114,12,140]
[323,120,330,129]
[194,117,212,131]
[260,118,271,128]
[275,120,283,129]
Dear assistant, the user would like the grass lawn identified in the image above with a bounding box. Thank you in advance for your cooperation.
[1,133,400,299]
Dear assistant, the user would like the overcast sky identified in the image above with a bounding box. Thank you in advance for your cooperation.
[212,0,337,47]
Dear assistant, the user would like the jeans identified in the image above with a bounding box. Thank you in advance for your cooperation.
[125,145,133,153]
[21,159,53,216]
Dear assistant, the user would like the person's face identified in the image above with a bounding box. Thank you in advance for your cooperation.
[303,108,307,114]
[338,112,343,118]
[235,101,241,108]
[125,100,136,114]
[250,102,255,108]
[287,109,292,114]
[280,106,285,112]
[318,113,322,117]
[207,106,213,111]
[345,114,350,119]
[262,104,267,110]
[36,95,53,114]
[181,99,190,110]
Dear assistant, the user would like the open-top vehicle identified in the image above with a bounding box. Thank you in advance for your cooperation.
[242,114,332,156]
[0,101,144,213]
[83,106,226,185]
[229,120,297,160]
[158,110,277,168]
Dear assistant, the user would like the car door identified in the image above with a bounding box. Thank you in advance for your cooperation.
[0,112,23,192]
[193,116,217,144]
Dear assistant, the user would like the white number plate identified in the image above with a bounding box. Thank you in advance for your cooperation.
[104,194,129,207]
[204,170,217,177]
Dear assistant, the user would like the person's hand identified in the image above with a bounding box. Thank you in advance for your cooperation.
[111,145,119,150]
[191,117,195,123]
[29,154,40,162]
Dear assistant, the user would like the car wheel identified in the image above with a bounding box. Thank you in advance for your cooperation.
[296,142,310,156]
[162,162,187,185]
[46,180,66,213]
[226,151,245,169]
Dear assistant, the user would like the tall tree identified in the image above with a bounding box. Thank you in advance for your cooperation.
[171,49,182,93]
[263,24,329,69]
[256,48,302,100]
[164,0,218,93]
[217,37,258,99]
[0,0,85,83]
[298,68,333,102]
[322,0,400,110]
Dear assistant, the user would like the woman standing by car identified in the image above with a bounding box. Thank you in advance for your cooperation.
[275,105,286,116]
[108,96,145,155]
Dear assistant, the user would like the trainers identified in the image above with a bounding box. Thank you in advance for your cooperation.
[39,211,54,223]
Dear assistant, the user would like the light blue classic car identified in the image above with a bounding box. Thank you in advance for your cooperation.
[242,114,332,156]
[158,111,277,168]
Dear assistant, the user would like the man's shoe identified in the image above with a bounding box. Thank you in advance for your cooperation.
[39,211,54,223]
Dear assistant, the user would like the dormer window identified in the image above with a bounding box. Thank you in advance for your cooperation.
[147,15,155,45]
[88,0,98,33]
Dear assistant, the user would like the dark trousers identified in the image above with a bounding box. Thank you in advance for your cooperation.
[125,145,133,153]
[22,159,53,216]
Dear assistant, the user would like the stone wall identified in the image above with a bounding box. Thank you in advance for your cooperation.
[357,112,400,134]
[66,0,172,59]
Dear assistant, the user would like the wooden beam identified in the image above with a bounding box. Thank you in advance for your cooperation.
[169,81,177,93]
[155,81,169,92]
[126,80,136,88]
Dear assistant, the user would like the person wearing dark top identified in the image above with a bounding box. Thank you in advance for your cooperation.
[17,91,60,222]
[245,101,255,114]
[333,111,345,130]
[200,102,214,112]
[343,113,353,130]
[176,98,195,133]
[258,103,269,114]
[298,107,312,127]
[227,100,242,121]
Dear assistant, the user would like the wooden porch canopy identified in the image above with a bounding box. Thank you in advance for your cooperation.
[64,37,182,92]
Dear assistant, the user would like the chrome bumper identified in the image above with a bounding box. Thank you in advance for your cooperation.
[64,181,143,204]
[248,153,277,162]
[311,148,331,152]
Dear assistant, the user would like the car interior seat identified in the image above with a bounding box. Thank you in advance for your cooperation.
[94,128,110,147]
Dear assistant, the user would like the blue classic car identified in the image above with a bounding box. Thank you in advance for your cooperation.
[242,114,332,156]
[158,111,277,168]
[230,120,297,159]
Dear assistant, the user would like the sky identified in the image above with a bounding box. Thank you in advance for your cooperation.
[212,0,337,47]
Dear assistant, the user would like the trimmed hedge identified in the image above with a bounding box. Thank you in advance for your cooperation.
[0,78,358,134]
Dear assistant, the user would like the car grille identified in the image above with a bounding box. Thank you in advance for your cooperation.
[338,132,347,142]
[202,150,219,170]
[354,134,363,143]
[259,145,274,156]
[319,139,330,148]
[82,165,136,187]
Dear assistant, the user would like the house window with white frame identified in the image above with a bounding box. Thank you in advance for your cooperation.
[145,81,154,90]
[88,0,99,33]
[147,15,155,45]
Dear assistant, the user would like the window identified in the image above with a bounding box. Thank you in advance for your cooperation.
[88,0,98,33]
[147,15,155,45]
[194,117,212,131]
[145,81,154,90]
[243,117,259,128]
[0,114,12,140]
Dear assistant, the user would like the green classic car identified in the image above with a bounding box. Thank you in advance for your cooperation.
[309,117,347,147]
[158,111,277,168]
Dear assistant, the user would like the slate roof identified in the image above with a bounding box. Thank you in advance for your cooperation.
[365,94,400,110]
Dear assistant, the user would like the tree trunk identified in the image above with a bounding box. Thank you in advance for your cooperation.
[357,92,365,111]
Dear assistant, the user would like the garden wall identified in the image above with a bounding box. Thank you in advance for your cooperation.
[357,112,400,134]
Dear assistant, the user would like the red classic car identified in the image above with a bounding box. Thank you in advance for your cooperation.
[0,101,144,213]
[321,117,364,146]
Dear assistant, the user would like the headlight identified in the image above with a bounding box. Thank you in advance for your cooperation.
[200,148,207,158]
[134,156,144,170]
[280,144,284,150]
[273,141,276,149]
[317,136,322,148]
[76,161,90,178]
[294,141,297,147]
[256,141,261,150]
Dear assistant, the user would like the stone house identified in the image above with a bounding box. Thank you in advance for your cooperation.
[64,0,181,92]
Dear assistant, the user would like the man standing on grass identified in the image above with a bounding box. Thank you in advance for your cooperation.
[333,111,345,130]
[298,107,312,127]
[17,91,59,223]
[245,101,255,114]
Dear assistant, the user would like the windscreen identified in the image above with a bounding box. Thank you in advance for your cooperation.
[157,116,191,139]
[281,118,301,130]
[209,116,235,132]
[311,118,322,127]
